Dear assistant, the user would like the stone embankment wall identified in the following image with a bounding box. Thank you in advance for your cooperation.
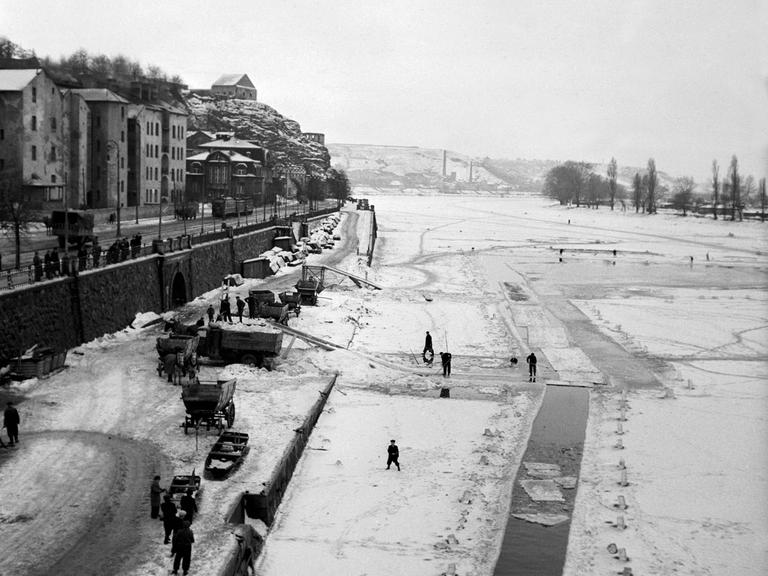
[0,227,273,361]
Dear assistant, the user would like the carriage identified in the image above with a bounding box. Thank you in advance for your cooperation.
[181,378,236,434]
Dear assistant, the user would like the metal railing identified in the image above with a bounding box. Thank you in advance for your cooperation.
[0,202,342,292]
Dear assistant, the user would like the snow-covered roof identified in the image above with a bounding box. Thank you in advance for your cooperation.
[0,69,39,91]
[212,73,255,88]
[199,138,262,151]
[187,150,259,163]
[71,88,129,104]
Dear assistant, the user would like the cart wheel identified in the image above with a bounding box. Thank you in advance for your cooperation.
[241,354,258,367]
[228,405,236,428]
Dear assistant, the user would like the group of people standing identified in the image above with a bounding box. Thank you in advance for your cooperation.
[150,475,197,575]
[212,293,255,324]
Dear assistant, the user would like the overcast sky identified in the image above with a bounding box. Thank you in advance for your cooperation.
[3,0,766,179]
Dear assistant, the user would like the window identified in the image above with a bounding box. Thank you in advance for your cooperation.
[121,157,124,169]
[32,87,37,102]
[155,122,159,134]
[154,167,158,180]
[31,115,37,130]
[47,187,62,201]
[31,145,37,160]
[121,107,125,119]
[51,175,57,184]
[171,170,175,182]
[146,121,150,134]
[51,117,57,131]
[146,144,150,157]
[154,145,158,157]
[51,146,57,161]
[121,130,125,143]
[172,125,176,139]
[171,148,175,160]
[1,129,4,140]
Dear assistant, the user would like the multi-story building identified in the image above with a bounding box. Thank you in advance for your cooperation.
[0,68,69,208]
[71,88,128,210]
[186,136,267,204]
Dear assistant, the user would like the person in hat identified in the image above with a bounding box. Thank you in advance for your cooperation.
[161,493,178,544]
[150,475,166,519]
[180,488,198,523]
[3,401,20,446]
[386,439,400,471]
[171,517,195,575]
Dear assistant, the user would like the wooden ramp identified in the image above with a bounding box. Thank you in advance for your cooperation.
[302,264,382,290]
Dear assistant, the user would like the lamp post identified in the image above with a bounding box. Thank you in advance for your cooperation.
[107,139,122,237]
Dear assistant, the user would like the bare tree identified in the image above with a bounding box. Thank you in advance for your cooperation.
[711,160,720,220]
[759,178,766,222]
[742,175,755,208]
[671,177,696,216]
[632,172,643,213]
[90,54,112,76]
[729,155,741,221]
[0,174,32,269]
[646,158,658,214]
[607,157,618,210]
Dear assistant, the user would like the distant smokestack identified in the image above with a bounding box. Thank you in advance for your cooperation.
[442,150,447,177]
[469,161,473,182]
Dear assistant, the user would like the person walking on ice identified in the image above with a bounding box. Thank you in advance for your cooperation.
[386,439,400,471]
[526,351,537,382]
[440,351,452,377]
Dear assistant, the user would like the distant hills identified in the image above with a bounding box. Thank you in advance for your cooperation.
[328,143,677,194]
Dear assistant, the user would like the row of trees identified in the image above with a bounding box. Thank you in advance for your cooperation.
[0,36,179,84]
[543,159,628,210]
[544,156,766,221]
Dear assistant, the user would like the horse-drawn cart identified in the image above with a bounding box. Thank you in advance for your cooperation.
[181,378,236,434]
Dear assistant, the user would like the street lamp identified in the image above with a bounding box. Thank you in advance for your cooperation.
[107,139,122,237]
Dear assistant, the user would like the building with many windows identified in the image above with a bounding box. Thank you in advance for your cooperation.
[71,88,128,210]
[0,68,70,208]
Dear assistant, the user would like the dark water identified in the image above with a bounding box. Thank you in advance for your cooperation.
[493,385,589,576]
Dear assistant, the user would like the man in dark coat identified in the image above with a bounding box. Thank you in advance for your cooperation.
[51,248,60,276]
[150,475,166,519]
[44,250,52,279]
[423,331,433,355]
[440,352,452,377]
[163,353,177,384]
[247,295,256,319]
[33,251,43,281]
[235,296,246,323]
[207,305,215,324]
[161,493,178,544]
[386,439,400,471]
[171,519,195,575]
[526,351,537,382]
[3,402,20,446]
[92,240,101,268]
[180,488,198,523]
[221,296,232,323]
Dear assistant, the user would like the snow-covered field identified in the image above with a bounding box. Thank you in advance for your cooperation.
[1,195,766,575]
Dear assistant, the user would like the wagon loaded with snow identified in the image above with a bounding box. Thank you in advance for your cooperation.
[181,378,236,434]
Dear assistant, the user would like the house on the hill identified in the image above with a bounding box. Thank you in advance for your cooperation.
[303,132,325,145]
[211,74,257,101]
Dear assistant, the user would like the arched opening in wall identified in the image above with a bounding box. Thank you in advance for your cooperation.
[171,272,187,308]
